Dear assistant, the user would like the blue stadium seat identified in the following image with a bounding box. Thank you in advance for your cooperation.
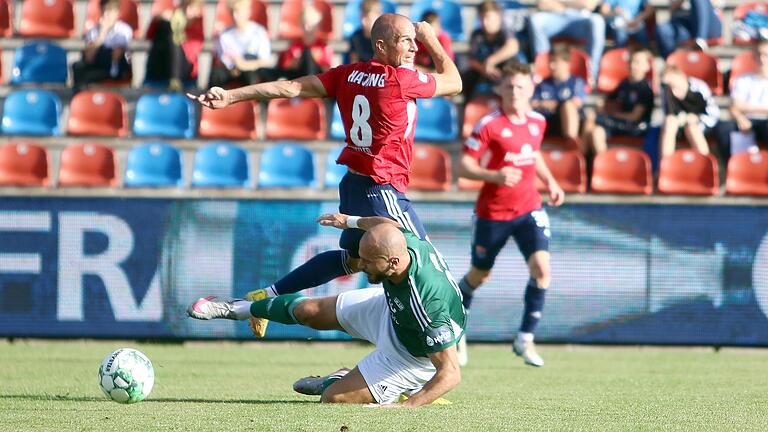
[192,141,250,188]
[258,143,315,188]
[133,93,196,138]
[330,104,346,141]
[11,41,67,84]
[414,97,458,142]
[342,0,396,38]
[410,0,463,40]
[324,145,348,188]
[124,142,183,187]
[1,89,62,136]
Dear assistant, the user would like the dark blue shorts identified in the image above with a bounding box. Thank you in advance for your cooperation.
[471,208,551,270]
[338,172,427,258]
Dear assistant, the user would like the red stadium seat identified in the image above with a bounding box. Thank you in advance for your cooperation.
[84,0,139,38]
[666,50,723,95]
[658,150,719,195]
[199,101,260,140]
[734,2,768,45]
[730,50,758,84]
[462,94,501,138]
[18,0,75,38]
[725,149,768,196]
[534,48,592,93]
[597,47,654,94]
[265,98,326,140]
[58,143,117,187]
[590,147,652,194]
[0,142,49,186]
[278,0,333,41]
[535,150,587,193]
[67,91,129,137]
[410,144,452,191]
[0,0,12,37]
[213,0,268,34]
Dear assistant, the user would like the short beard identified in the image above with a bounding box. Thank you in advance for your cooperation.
[366,273,386,284]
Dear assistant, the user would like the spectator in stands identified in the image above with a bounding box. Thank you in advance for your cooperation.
[72,0,132,90]
[348,0,383,63]
[209,0,272,88]
[462,0,520,100]
[716,40,768,160]
[277,5,333,79]
[598,0,654,48]
[415,11,455,73]
[531,45,586,150]
[659,65,720,157]
[145,0,205,91]
[529,0,605,86]
[655,0,722,58]
[582,48,655,154]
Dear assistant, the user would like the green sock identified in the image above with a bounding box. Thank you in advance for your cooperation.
[249,294,306,325]
[321,376,342,393]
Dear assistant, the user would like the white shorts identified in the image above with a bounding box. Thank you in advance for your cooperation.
[336,288,436,404]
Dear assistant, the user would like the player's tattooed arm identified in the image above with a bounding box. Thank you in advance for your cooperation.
[317,213,401,231]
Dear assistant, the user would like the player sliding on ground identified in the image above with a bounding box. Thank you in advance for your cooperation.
[188,214,466,407]
[455,61,565,367]
[187,14,461,339]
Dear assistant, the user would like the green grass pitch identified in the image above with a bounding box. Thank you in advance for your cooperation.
[1,340,767,431]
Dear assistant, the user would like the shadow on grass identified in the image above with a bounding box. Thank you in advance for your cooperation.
[0,394,315,405]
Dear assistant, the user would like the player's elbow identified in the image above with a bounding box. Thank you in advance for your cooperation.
[282,80,302,98]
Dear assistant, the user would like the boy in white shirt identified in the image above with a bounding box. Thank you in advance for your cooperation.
[72,0,132,89]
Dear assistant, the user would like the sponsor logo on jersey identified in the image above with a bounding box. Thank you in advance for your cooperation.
[347,70,386,88]
[425,325,453,347]
[504,143,536,166]
[501,128,513,138]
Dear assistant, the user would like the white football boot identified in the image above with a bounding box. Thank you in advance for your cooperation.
[187,296,245,320]
[512,335,544,367]
[456,334,468,366]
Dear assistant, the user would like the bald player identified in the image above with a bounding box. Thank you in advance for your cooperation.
[188,14,462,339]
[188,214,466,406]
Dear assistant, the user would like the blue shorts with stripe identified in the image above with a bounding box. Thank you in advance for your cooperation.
[338,172,427,258]
[471,208,551,270]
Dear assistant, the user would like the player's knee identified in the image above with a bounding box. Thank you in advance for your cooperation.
[530,265,551,288]
[320,390,351,404]
[291,300,317,325]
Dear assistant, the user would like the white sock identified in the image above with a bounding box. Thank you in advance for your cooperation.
[517,332,534,343]
[232,300,253,320]
[265,285,279,297]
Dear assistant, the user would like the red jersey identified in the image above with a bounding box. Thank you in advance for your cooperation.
[317,61,437,192]
[463,109,546,221]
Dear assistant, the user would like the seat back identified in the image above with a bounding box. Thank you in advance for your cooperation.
[133,93,196,138]
[11,41,68,84]
[67,90,128,137]
[18,0,75,38]
[590,147,652,194]
[726,149,768,196]
[258,143,315,188]
[342,0,396,37]
[124,142,183,187]
[658,150,719,195]
[535,150,586,193]
[409,144,452,191]
[730,51,759,84]
[192,142,250,187]
[666,50,723,95]
[59,142,117,186]
[534,48,592,93]
[0,141,49,186]
[415,97,458,142]
[278,0,333,40]
[213,0,268,34]
[329,103,346,140]
[84,0,139,37]
[324,145,348,188]
[1,89,62,136]
[462,94,501,138]
[0,0,12,37]
[410,0,463,40]
[199,102,259,139]
[265,98,326,140]
[597,47,654,94]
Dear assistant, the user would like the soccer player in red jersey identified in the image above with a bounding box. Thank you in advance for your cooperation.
[188,14,461,337]
[455,61,564,367]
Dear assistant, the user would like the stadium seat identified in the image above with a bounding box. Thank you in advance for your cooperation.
[58,143,117,187]
[657,150,719,195]
[666,50,723,95]
[0,142,49,186]
[324,145,347,188]
[278,0,333,41]
[0,0,12,36]
[534,48,593,93]
[534,150,587,193]
[124,142,183,187]
[133,93,196,139]
[733,2,767,45]
[1,90,62,136]
[192,142,250,188]
[330,104,346,141]
[342,0,396,37]
[726,149,768,196]
[84,0,140,37]
[730,51,758,84]
[67,91,129,137]
[410,0,464,40]
[18,0,75,38]
[258,143,316,188]
[462,94,501,138]
[414,97,459,142]
[410,144,452,191]
[590,147,652,194]
[199,102,259,140]
[213,0,268,34]
[265,98,326,140]
[11,41,68,85]
[597,47,654,94]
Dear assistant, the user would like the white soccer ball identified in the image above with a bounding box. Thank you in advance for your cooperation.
[98,348,155,404]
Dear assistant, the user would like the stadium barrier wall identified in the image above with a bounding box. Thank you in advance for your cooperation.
[1,197,767,345]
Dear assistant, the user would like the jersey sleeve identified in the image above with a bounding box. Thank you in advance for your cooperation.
[316,65,346,98]
[398,68,437,99]
[463,118,491,159]
[421,297,460,354]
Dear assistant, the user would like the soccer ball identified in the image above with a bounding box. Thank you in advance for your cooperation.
[98,348,155,404]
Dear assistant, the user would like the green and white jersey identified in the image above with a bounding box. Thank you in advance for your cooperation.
[383,229,467,358]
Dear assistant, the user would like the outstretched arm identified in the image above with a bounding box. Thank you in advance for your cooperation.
[414,22,462,96]
[187,75,327,109]
[317,213,400,231]
[385,346,461,408]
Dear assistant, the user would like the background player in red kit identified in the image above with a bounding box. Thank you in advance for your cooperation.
[188,14,462,336]
[455,61,564,367]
